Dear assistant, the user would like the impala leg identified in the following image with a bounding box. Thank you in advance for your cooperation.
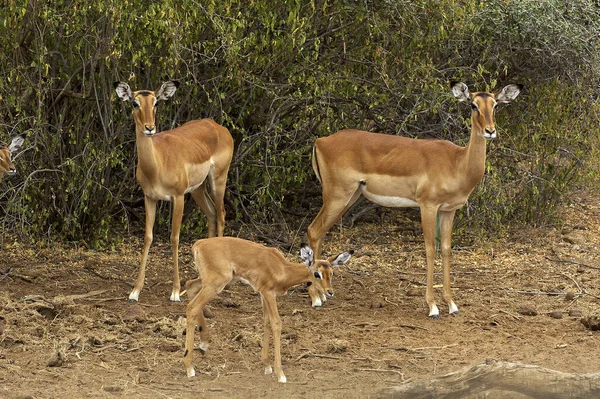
[420,206,440,318]
[211,171,229,237]
[260,295,273,375]
[184,284,219,378]
[307,187,361,306]
[262,292,285,383]
[169,195,184,302]
[130,196,157,302]
[439,210,459,315]
[191,184,217,238]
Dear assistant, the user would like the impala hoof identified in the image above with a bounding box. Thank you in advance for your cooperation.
[265,366,273,375]
[170,293,181,302]
[127,298,138,304]
[128,291,140,302]
[429,314,440,319]
[449,302,459,315]
[186,368,196,378]
[278,375,287,383]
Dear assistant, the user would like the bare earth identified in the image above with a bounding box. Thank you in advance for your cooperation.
[1,193,600,399]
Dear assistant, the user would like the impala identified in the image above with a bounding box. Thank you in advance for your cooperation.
[0,136,24,182]
[114,81,234,302]
[183,237,352,383]
[307,82,522,318]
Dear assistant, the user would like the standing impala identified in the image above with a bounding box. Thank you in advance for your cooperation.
[0,136,24,182]
[183,237,352,383]
[307,82,522,318]
[114,81,234,302]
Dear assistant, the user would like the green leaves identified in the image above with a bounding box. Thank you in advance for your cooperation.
[1,0,599,245]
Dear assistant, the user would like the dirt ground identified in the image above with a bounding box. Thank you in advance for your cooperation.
[1,192,600,399]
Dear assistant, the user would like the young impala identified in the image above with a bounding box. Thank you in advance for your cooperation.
[0,136,24,182]
[183,237,352,383]
[114,81,234,302]
[307,82,522,318]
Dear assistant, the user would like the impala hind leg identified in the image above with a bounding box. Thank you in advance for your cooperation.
[184,278,228,377]
[130,196,157,302]
[307,186,361,306]
[421,206,440,318]
[191,183,217,238]
[439,210,459,315]
[210,169,229,237]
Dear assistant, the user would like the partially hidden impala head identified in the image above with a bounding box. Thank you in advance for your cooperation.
[452,82,522,140]
[0,136,25,181]
[114,81,180,136]
[300,244,353,307]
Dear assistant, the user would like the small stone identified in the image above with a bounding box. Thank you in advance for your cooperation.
[203,307,214,319]
[103,386,124,393]
[549,311,563,319]
[580,316,600,331]
[565,289,576,301]
[326,339,349,353]
[568,309,582,317]
[406,288,421,297]
[517,305,538,316]
[46,352,63,367]
[123,304,145,321]
[370,300,384,309]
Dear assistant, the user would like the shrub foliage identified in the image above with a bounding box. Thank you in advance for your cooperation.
[1,0,599,246]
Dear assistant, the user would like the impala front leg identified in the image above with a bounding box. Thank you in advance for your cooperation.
[170,195,184,302]
[440,210,459,315]
[421,206,440,318]
[262,292,286,383]
[130,196,157,302]
[260,295,273,376]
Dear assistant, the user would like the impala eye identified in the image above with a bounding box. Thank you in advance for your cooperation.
[132,101,140,109]
[470,103,478,111]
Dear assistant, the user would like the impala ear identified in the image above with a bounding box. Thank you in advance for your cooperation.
[114,82,133,102]
[451,81,470,103]
[300,244,314,267]
[496,84,523,103]
[331,250,353,266]
[8,136,24,153]
[156,80,180,101]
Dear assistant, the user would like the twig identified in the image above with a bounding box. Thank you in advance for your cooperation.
[295,352,342,361]
[560,273,582,293]
[384,343,458,352]
[384,297,399,306]
[546,256,600,270]
[357,368,406,381]
[501,289,564,296]
[498,309,522,320]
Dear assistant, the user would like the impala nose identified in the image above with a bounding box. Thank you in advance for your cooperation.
[8,167,16,174]
[144,125,156,135]
[484,128,496,139]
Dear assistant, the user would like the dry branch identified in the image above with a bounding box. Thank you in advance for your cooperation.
[380,359,600,399]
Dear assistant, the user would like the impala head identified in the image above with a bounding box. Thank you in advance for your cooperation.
[300,244,352,302]
[0,136,25,181]
[452,82,522,140]
[114,81,180,136]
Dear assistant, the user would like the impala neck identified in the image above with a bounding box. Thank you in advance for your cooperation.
[279,261,314,291]
[462,115,488,185]
[135,125,160,173]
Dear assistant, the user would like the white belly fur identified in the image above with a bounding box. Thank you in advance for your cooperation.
[361,185,419,208]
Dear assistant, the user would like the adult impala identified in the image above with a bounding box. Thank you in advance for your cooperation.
[183,237,352,383]
[0,136,24,182]
[307,82,522,318]
[114,81,234,302]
